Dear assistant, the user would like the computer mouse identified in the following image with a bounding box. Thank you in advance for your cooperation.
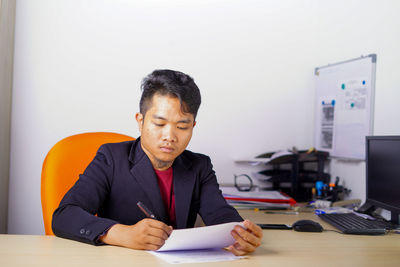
[292,219,323,232]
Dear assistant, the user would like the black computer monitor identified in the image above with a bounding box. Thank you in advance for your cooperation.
[358,136,400,224]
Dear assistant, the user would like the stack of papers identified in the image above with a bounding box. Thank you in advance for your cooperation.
[221,186,296,208]
[148,222,246,264]
[234,150,294,166]
[157,222,242,251]
[149,249,245,264]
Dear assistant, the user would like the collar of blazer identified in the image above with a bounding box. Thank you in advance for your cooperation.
[128,137,197,229]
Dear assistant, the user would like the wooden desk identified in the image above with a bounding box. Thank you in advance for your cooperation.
[1,210,399,267]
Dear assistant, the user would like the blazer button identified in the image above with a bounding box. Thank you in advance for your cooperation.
[80,228,85,235]
[85,230,91,236]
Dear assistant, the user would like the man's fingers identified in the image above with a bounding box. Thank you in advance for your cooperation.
[146,227,170,240]
[243,219,263,238]
[144,234,167,247]
[233,225,261,247]
[142,219,173,236]
[231,229,256,252]
[227,244,247,256]
[228,220,264,256]
[144,242,163,251]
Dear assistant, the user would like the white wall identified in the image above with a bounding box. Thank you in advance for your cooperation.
[8,0,400,234]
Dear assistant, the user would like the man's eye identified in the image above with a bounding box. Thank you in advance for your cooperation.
[177,126,188,130]
[154,123,164,127]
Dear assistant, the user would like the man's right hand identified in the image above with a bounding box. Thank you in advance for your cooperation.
[99,219,173,250]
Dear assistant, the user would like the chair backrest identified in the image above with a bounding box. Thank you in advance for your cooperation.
[41,132,134,235]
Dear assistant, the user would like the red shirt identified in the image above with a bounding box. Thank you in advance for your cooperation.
[154,167,176,228]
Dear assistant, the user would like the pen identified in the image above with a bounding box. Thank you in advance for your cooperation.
[137,201,157,219]
[264,211,299,215]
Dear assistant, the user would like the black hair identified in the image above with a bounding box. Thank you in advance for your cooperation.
[139,69,201,119]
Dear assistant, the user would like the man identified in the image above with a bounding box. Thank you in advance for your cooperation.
[52,69,262,255]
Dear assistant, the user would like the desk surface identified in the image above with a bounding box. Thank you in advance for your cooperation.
[1,210,399,267]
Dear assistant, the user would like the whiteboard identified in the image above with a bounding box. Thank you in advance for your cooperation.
[314,54,376,160]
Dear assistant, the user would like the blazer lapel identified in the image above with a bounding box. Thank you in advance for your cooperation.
[173,155,195,229]
[129,139,168,223]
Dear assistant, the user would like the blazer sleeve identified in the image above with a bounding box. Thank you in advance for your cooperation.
[52,144,119,245]
[197,156,243,225]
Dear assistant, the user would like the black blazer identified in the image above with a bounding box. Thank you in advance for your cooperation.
[52,138,242,245]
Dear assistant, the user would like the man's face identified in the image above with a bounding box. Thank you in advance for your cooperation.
[136,94,196,170]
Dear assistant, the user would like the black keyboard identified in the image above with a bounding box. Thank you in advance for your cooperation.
[318,213,394,235]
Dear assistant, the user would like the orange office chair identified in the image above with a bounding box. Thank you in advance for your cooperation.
[41,132,134,235]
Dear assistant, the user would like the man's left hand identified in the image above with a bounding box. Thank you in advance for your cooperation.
[228,219,263,256]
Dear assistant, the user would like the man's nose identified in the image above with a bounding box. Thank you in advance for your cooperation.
[162,125,177,142]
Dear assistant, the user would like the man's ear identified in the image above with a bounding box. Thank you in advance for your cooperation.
[193,121,196,128]
[135,112,144,132]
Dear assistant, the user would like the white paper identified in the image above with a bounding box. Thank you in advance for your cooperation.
[234,150,293,165]
[156,222,243,252]
[220,187,291,200]
[148,248,245,264]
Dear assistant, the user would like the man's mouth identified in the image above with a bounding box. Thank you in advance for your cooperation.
[160,146,174,153]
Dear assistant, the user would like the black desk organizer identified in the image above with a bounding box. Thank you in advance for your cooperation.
[257,150,330,202]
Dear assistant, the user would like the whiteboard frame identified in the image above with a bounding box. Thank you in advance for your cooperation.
[314,54,376,160]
